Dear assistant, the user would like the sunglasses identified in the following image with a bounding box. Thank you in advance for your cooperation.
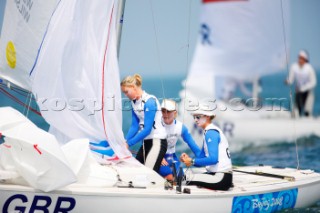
[193,115,204,120]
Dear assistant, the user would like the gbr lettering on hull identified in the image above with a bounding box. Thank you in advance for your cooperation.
[2,194,76,213]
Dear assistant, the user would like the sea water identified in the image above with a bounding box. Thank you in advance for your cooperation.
[129,73,320,212]
[0,72,319,211]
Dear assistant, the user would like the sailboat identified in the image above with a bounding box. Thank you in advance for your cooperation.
[179,0,320,152]
[0,0,319,212]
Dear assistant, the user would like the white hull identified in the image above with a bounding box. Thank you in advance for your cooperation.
[1,166,320,213]
[181,107,320,152]
[218,117,320,152]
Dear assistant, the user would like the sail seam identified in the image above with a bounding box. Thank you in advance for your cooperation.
[101,3,115,141]
[29,0,62,77]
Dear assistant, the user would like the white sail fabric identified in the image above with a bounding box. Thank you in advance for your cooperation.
[0,107,77,192]
[0,0,58,90]
[31,0,131,158]
[188,0,290,80]
[181,0,290,110]
[178,0,292,149]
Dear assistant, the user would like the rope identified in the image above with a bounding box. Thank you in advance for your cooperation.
[182,1,192,125]
[0,87,41,116]
[0,81,36,100]
[146,0,166,164]
[11,87,36,100]
[280,0,300,170]
[148,0,166,100]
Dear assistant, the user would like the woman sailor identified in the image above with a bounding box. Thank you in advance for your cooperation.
[180,104,233,190]
[159,99,200,181]
[121,74,167,173]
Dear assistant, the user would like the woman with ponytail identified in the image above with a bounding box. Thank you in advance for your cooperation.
[121,74,167,173]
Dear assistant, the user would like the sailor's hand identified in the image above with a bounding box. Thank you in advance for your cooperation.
[184,157,193,167]
[161,158,168,166]
[125,141,129,149]
[180,153,188,162]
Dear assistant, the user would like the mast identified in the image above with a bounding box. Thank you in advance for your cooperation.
[116,0,126,59]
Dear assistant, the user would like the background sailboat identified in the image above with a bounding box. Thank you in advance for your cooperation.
[179,0,320,152]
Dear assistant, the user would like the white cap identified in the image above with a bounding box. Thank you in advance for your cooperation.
[190,103,216,116]
[299,50,309,61]
[161,99,177,111]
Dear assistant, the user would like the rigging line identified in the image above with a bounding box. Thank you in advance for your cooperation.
[0,80,32,97]
[182,0,192,125]
[148,0,166,165]
[0,87,41,116]
[22,91,34,120]
[148,0,166,100]
[17,91,34,139]
[0,81,40,117]
[11,87,36,100]
[280,0,300,170]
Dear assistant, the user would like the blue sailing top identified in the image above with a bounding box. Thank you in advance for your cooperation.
[159,122,200,177]
[193,130,220,166]
[126,99,156,146]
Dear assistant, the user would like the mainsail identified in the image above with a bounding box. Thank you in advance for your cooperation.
[31,0,131,159]
[181,0,290,107]
[0,0,58,90]
[178,0,294,150]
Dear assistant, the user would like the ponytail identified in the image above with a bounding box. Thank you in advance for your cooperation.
[121,74,143,87]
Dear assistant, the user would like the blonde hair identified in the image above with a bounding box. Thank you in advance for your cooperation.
[121,74,142,87]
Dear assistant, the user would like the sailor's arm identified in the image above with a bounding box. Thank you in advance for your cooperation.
[300,65,317,92]
[125,110,140,141]
[181,124,201,156]
[286,64,295,85]
[127,99,157,146]
[181,130,220,167]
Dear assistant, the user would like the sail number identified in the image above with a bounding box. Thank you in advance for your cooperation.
[3,194,76,213]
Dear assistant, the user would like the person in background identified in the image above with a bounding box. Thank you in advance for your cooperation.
[286,50,317,117]
[159,99,201,181]
[180,104,233,191]
[121,74,167,173]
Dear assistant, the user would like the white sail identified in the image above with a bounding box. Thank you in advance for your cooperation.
[31,0,131,159]
[189,0,289,80]
[0,107,77,192]
[176,0,315,151]
[0,0,58,90]
[182,0,289,102]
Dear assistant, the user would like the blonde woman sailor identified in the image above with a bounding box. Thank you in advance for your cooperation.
[180,104,233,190]
[121,74,167,173]
[159,99,200,181]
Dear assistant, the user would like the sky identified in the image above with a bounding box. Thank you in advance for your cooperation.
[0,0,319,79]
[119,0,320,78]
